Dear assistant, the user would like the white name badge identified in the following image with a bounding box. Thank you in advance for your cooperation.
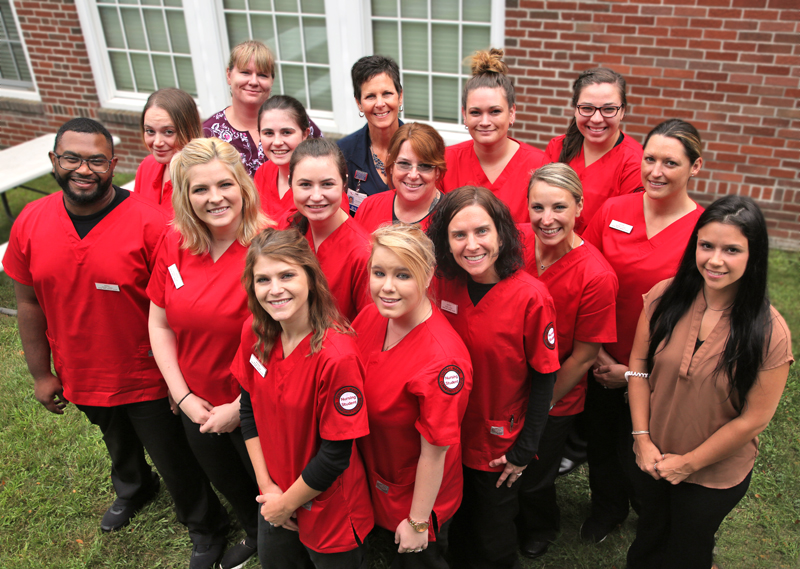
[347,189,367,212]
[168,264,184,289]
[610,219,633,234]
[95,283,120,292]
[441,300,458,314]
[249,354,266,377]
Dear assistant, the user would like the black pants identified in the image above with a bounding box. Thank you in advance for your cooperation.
[584,373,637,525]
[180,412,259,539]
[373,516,451,569]
[627,466,751,569]
[517,414,576,542]
[77,398,229,545]
[449,466,522,569]
[257,514,367,569]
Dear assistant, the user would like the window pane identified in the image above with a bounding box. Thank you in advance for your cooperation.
[432,76,458,122]
[165,11,190,54]
[372,21,399,62]
[0,0,34,88]
[400,0,426,19]
[307,66,332,110]
[463,0,490,22]
[120,8,147,51]
[431,24,457,74]
[276,16,302,61]
[226,13,251,46]
[223,0,247,9]
[462,25,490,74]
[403,74,428,120]
[431,0,457,21]
[274,0,297,12]
[109,52,134,91]
[0,44,16,80]
[99,7,125,49]
[250,15,276,51]
[281,64,306,103]
[249,0,272,10]
[401,22,427,72]
[130,53,155,91]
[164,0,183,6]
[153,54,176,88]
[143,9,169,52]
[301,0,325,15]
[0,1,17,40]
[303,17,328,64]
[371,0,397,18]
[176,57,196,94]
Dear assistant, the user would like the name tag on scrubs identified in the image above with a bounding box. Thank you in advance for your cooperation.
[490,426,504,436]
[610,219,633,234]
[168,264,184,289]
[347,189,367,212]
[441,300,458,314]
[301,500,313,511]
[95,283,120,292]
[376,481,389,494]
[249,354,266,377]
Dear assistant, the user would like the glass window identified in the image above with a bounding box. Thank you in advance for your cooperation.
[223,0,332,111]
[0,0,34,90]
[96,0,196,95]
[371,0,491,124]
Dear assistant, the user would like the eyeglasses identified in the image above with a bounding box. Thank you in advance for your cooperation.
[54,153,113,173]
[394,160,436,174]
[576,105,623,118]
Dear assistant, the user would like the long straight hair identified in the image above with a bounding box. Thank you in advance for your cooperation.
[646,195,772,410]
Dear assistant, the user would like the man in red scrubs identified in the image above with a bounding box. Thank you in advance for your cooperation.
[3,118,230,569]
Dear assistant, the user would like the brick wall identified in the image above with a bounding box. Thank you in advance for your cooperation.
[0,0,146,171]
[505,0,800,249]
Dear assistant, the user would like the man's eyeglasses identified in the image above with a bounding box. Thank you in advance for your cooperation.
[54,154,113,173]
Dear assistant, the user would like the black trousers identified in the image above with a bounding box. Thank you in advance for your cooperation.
[584,373,637,525]
[257,514,367,569]
[373,516,452,569]
[517,413,577,542]
[627,466,751,569]
[77,398,229,545]
[449,466,522,569]
[180,412,259,539]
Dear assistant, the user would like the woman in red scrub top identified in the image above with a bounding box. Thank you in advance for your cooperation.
[355,123,446,234]
[253,95,310,227]
[353,224,472,567]
[443,49,546,224]
[517,163,618,559]
[232,227,373,568]
[426,186,560,569]
[288,138,371,321]
[579,119,705,544]
[544,68,643,234]
[147,137,270,569]
[134,88,201,213]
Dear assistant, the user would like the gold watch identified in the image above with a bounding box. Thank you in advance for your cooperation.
[407,516,429,533]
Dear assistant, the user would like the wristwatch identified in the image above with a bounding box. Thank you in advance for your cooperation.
[407,516,429,533]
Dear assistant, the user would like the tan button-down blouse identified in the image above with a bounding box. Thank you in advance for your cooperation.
[643,279,793,489]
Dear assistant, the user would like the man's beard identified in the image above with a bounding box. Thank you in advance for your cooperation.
[53,169,113,205]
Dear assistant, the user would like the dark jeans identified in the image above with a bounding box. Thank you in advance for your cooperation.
[449,466,523,569]
[517,414,577,542]
[627,466,751,569]
[373,516,451,569]
[584,372,637,525]
[77,398,229,545]
[257,514,367,569]
[180,411,259,539]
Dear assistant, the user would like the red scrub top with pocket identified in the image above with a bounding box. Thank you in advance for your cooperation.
[232,319,374,553]
[433,272,560,471]
[134,154,174,214]
[583,193,703,365]
[3,191,169,406]
[353,304,472,538]
[147,229,247,406]
[254,160,296,228]
[443,139,547,224]
[519,224,618,415]
[305,218,371,322]
[544,133,643,235]
[354,190,435,234]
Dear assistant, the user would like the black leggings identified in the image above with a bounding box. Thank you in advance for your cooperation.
[627,466,752,569]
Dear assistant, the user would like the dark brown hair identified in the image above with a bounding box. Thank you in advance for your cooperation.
[462,48,515,109]
[141,88,201,150]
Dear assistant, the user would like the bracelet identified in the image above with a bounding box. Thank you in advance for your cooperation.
[177,391,192,408]
[631,430,650,435]
[624,371,650,383]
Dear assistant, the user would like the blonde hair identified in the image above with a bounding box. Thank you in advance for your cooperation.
[170,138,270,255]
[370,224,435,297]
[462,48,515,108]
[228,40,275,77]
[528,163,583,204]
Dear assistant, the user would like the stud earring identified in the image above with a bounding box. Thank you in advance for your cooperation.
[399,105,404,112]
[359,111,364,118]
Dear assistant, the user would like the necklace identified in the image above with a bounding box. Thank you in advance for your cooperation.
[703,289,733,312]
[370,145,386,176]
[383,303,433,351]
[537,232,577,271]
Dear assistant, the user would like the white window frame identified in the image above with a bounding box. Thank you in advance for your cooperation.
[74,0,504,142]
[0,0,40,101]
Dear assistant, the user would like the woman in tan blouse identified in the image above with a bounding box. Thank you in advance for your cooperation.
[626,195,793,569]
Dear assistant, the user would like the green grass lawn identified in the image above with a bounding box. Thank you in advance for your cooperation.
[0,176,798,568]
